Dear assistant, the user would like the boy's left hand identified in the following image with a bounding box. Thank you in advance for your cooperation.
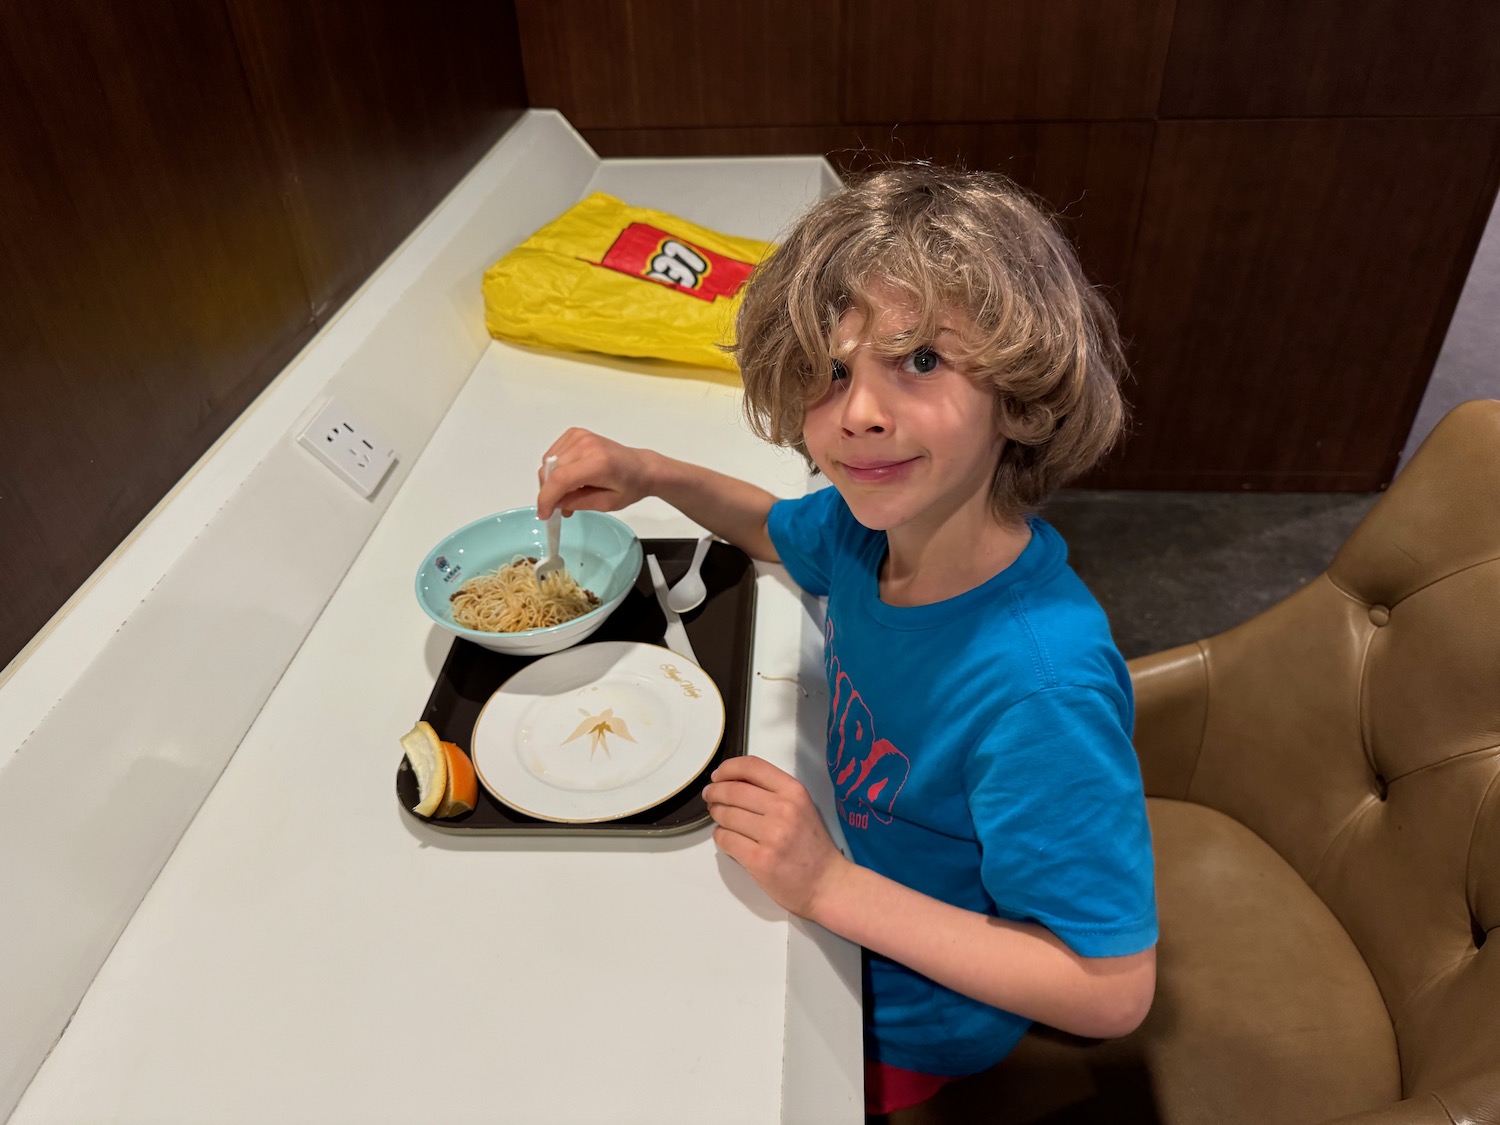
[702,756,847,918]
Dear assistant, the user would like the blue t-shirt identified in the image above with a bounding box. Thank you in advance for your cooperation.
[768,486,1158,1076]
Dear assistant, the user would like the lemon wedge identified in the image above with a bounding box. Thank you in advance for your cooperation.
[400,721,448,817]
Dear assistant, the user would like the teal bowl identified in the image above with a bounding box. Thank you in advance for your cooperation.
[414,508,643,656]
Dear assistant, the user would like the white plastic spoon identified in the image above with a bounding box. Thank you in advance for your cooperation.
[534,455,564,581]
[666,533,713,614]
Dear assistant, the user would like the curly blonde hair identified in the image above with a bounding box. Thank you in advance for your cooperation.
[734,163,1127,523]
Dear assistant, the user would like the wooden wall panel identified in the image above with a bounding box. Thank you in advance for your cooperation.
[0,1,313,669]
[1101,117,1500,491]
[583,125,862,163]
[862,124,1154,303]
[583,123,1152,300]
[516,0,839,129]
[515,1,1500,493]
[1160,0,1500,118]
[842,0,1176,122]
[227,0,526,319]
[0,1,526,671]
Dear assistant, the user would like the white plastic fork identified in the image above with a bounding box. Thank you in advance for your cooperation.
[534,455,564,581]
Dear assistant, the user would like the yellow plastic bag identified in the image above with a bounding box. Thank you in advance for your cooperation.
[482,193,774,381]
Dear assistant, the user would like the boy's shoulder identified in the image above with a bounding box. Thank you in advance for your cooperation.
[776,482,883,562]
[788,481,868,534]
[980,521,1130,704]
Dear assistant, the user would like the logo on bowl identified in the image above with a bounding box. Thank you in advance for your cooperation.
[433,555,463,583]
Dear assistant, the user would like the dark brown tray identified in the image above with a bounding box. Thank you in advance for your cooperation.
[397,538,756,836]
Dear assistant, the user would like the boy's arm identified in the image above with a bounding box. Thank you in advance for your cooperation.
[536,428,780,562]
[816,854,1157,1040]
[703,755,1157,1040]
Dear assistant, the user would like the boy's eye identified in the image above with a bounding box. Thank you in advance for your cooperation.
[831,360,850,383]
[901,347,942,376]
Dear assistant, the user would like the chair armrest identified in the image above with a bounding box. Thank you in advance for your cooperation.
[1320,1070,1500,1123]
[1127,643,1209,800]
[1320,1099,1454,1124]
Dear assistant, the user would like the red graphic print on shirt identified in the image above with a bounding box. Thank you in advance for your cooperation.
[825,616,910,831]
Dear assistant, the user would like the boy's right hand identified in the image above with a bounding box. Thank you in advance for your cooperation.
[536,428,657,519]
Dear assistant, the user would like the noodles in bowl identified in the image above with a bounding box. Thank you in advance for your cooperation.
[449,556,601,633]
[415,508,642,656]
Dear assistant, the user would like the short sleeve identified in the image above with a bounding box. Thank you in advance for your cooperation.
[766,485,849,597]
[963,686,1158,958]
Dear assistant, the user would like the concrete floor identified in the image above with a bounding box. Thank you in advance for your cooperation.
[1049,185,1494,662]
[1042,488,1379,660]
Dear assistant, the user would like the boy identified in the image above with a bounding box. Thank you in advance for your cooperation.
[536,165,1157,1116]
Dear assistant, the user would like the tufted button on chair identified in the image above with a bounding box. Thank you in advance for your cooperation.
[887,400,1500,1125]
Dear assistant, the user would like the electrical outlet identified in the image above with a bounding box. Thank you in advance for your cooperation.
[296,398,398,498]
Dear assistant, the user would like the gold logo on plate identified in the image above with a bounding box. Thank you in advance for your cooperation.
[659,663,702,699]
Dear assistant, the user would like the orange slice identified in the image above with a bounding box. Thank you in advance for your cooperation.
[436,740,478,818]
[400,721,448,817]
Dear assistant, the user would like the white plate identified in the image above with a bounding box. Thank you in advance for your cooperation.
[471,641,725,823]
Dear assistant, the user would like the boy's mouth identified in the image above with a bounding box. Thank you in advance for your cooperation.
[838,457,919,483]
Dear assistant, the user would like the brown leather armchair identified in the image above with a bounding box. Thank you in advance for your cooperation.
[890,400,1500,1125]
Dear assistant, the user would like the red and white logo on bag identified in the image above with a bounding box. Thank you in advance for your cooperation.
[596,222,755,302]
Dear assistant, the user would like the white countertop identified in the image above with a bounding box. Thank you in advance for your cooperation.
[12,344,863,1123]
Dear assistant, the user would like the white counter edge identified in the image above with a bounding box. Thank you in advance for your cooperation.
[0,111,860,1123]
[0,109,600,1119]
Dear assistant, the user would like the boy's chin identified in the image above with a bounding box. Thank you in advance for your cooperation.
[836,493,910,533]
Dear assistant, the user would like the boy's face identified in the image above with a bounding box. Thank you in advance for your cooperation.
[801,288,1005,539]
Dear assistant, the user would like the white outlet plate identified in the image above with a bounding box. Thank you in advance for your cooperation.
[295,399,398,498]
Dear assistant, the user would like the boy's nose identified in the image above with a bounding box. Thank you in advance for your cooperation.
[838,361,891,435]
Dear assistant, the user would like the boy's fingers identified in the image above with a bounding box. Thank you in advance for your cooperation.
[710,755,797,793]
[537,461,599,516]
[552,486,606,513]
[536,431,592,493]
[542,426,589,464]
[535,466,567,516]
[706,804,763,842]
[703,780,776,816]
[537,433,575,484]
[712,825,756,864]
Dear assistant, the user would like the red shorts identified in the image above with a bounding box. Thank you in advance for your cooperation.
[864,1058,956,1116]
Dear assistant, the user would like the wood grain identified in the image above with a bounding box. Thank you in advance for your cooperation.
[859,123,1155,305]
[0,1,313,669]
[584,113,1500,492]
[1098,117,1500,491]
[517,0,839,129]
[226,0,527,319]
[582,122,1153,301]
[0,1,527,670]
[842,0,1176,122]
[582,124,863,161]
[1160,0,1500,118]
